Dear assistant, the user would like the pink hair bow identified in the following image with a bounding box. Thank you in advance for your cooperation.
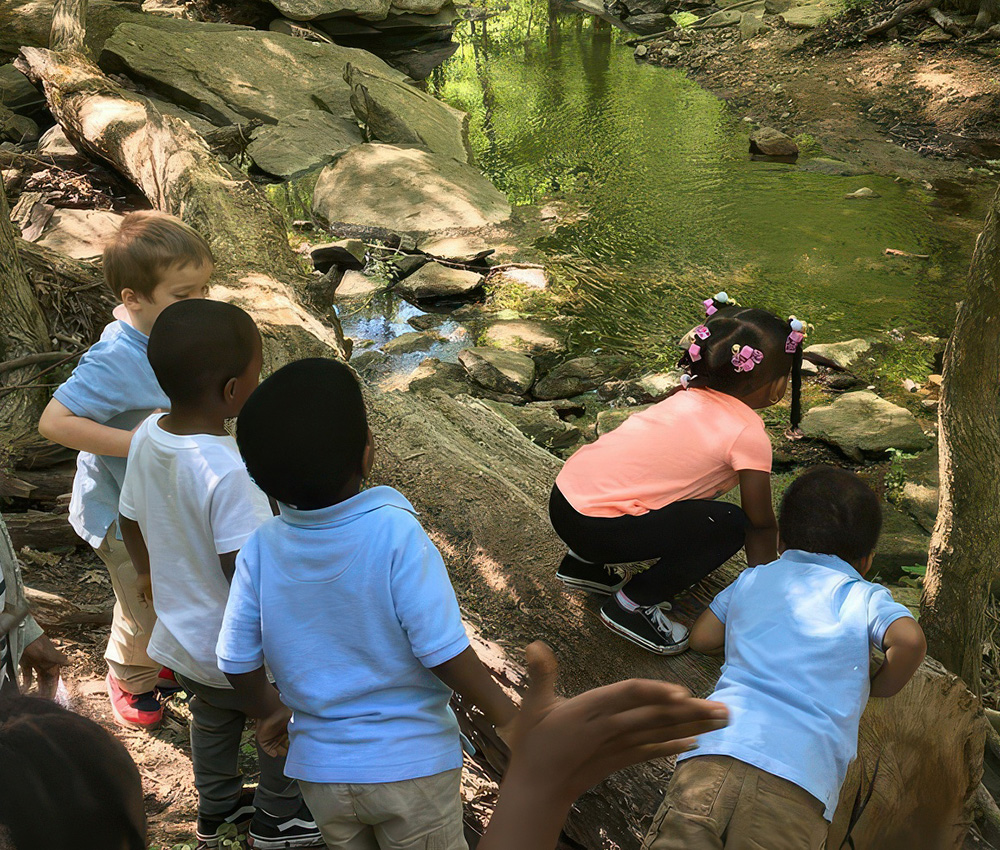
[732,345,764,373]
[785,318,806,354]
[703,291,730,317]
[688,325,711,362]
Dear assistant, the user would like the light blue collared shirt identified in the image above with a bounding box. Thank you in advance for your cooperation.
[53,320,169,547]
[216,486,470,784]
[679,550,913,820]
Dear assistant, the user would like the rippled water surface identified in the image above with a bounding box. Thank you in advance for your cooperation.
[430,2,979,351]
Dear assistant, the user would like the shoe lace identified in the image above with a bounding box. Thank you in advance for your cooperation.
[643,605,678,640]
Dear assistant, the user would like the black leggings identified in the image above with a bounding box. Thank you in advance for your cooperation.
[549,485,748,606]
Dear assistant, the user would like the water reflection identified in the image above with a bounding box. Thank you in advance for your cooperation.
[432,0,973,350]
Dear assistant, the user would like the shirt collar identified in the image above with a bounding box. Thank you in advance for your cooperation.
[278,485,416,528]
[116,319,150,347]
[779,549,864,580]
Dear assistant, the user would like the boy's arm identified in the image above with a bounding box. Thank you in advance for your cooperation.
[118,515,152,608]
[689,609,726,655]
[738,470,779,567]
[431,647,518,736]
[224,668,292,757]
[870,618,926,698]
[38,398,135,458]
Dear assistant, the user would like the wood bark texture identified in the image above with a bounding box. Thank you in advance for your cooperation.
[16,45,987,850]
[921,183,1000,695]
[49,0,88,52]
[0,174,52,446]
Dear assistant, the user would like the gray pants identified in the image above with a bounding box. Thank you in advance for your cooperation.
[177,674,302,820]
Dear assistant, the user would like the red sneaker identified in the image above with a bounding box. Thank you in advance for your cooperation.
[156,667,184,698]
[106,673,163,730]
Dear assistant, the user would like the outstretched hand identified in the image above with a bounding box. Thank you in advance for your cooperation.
[19,634,69,699]
[480,641,728,850]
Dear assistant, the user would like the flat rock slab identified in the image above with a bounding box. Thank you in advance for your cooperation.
[247,110,363,179]
[100,22,403,126]
[402,357,472,395]
[340,65,471,164]
[481,319,566,359]
[491,267,548,289]
[800,391,931,460]
[804,338,871,370]
[36,209,123,260]
[395,261,483,300]
[34,125,77,158]
[336,269,383,298]
[382,330,444,354]
[779,1,838,27]
[481,399,581,450]
[418,235,494,264]
[533,356,605,400]
[312,144,511,235]
[459,347,536,395]
[272,0,392,20]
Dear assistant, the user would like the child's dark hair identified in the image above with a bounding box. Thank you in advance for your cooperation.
[679,293,806,427]
[236,358,368,510]
[104,211,214,300]
[147,300,259,406]
[778,466,882,564]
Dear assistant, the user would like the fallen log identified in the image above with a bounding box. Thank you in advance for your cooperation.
[24,585,112,629]
[5,509,79,551]
[17,44,987,850]
[9,461,76,507]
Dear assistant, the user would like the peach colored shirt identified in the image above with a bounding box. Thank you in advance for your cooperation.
[556,388,772,518]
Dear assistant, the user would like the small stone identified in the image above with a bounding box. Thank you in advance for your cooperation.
[844,187,880,200]
[418,235,494,264]
[310,239,366,272]
[459,347,537,395]
[491,267,548,290]
[395,262,484,301]
[749,127,799,158]
[533,357,606,400]
[382,330,444,355]
[407,313,449,331]
[634,371,682,400]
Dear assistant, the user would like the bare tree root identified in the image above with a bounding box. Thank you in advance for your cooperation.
[863,0,936,36]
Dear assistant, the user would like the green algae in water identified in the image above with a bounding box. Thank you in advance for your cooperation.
[432,2,974,357]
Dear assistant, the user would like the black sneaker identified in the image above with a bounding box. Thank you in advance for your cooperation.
[600,596,690,655]
[556,553,623,595]
[249,802,324,849]
[197,788,256,849]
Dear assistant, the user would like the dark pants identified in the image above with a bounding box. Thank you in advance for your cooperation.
[177,674,302,820]
[549,485,747,606]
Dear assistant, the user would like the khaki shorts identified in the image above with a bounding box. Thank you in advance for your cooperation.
[299,767,467,850]
[642,755,828,850]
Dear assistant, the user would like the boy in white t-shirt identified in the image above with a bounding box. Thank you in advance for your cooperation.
[118,301,321,850]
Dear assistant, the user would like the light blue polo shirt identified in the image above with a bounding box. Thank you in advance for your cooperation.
[679,550,913,820]
[52,321,169,548]
[216,485,470,784]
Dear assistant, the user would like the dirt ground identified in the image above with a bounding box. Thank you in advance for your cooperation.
[638,5,1000,199]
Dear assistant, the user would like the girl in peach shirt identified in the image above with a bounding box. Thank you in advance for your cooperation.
[550,294,807,655]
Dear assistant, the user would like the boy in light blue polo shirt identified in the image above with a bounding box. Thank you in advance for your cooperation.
[216,358,518,850]
[38,211,214,730]
[643,466,927,850]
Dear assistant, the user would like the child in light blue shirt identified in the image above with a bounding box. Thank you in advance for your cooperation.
[217,358,518,850]
[643,466,926,850]
[39,211,214,730]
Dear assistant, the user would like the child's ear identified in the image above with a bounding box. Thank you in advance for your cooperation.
[858,552,876,576]
[224,376,238,402]
[120,287,141,310]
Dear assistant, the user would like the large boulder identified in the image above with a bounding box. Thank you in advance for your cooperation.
[480,399,581,450]
[311,239,366,272]
[336,270,383,299]
[246,110,363,179]
[800,391,931,461]
[803,338,872,371]
[459,347,536,396]
[395,261,483,301]
[271,0,393,20]
[893,446,939,533]
[0,64,45,118]
[100,22,404,126]
[779,1,838,27]
[312,144,510,235]
[533,357,606,400]
[340,64,470,163]
[625,12,673,32]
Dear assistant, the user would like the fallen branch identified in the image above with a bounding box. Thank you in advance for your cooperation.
[885,248,931,259]
[863,0,935,36]
[927,6,965,37]
[0,351,77,375]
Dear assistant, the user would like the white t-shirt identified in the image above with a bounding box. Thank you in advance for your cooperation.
[120,414,272,688]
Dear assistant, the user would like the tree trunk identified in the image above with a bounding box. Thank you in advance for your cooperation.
[15,45,987,850]
[50,0,88,52]
[920,183,1000,696]
[0,174,52,448]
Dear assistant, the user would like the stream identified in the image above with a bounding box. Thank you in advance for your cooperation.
[322,0,982,368]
